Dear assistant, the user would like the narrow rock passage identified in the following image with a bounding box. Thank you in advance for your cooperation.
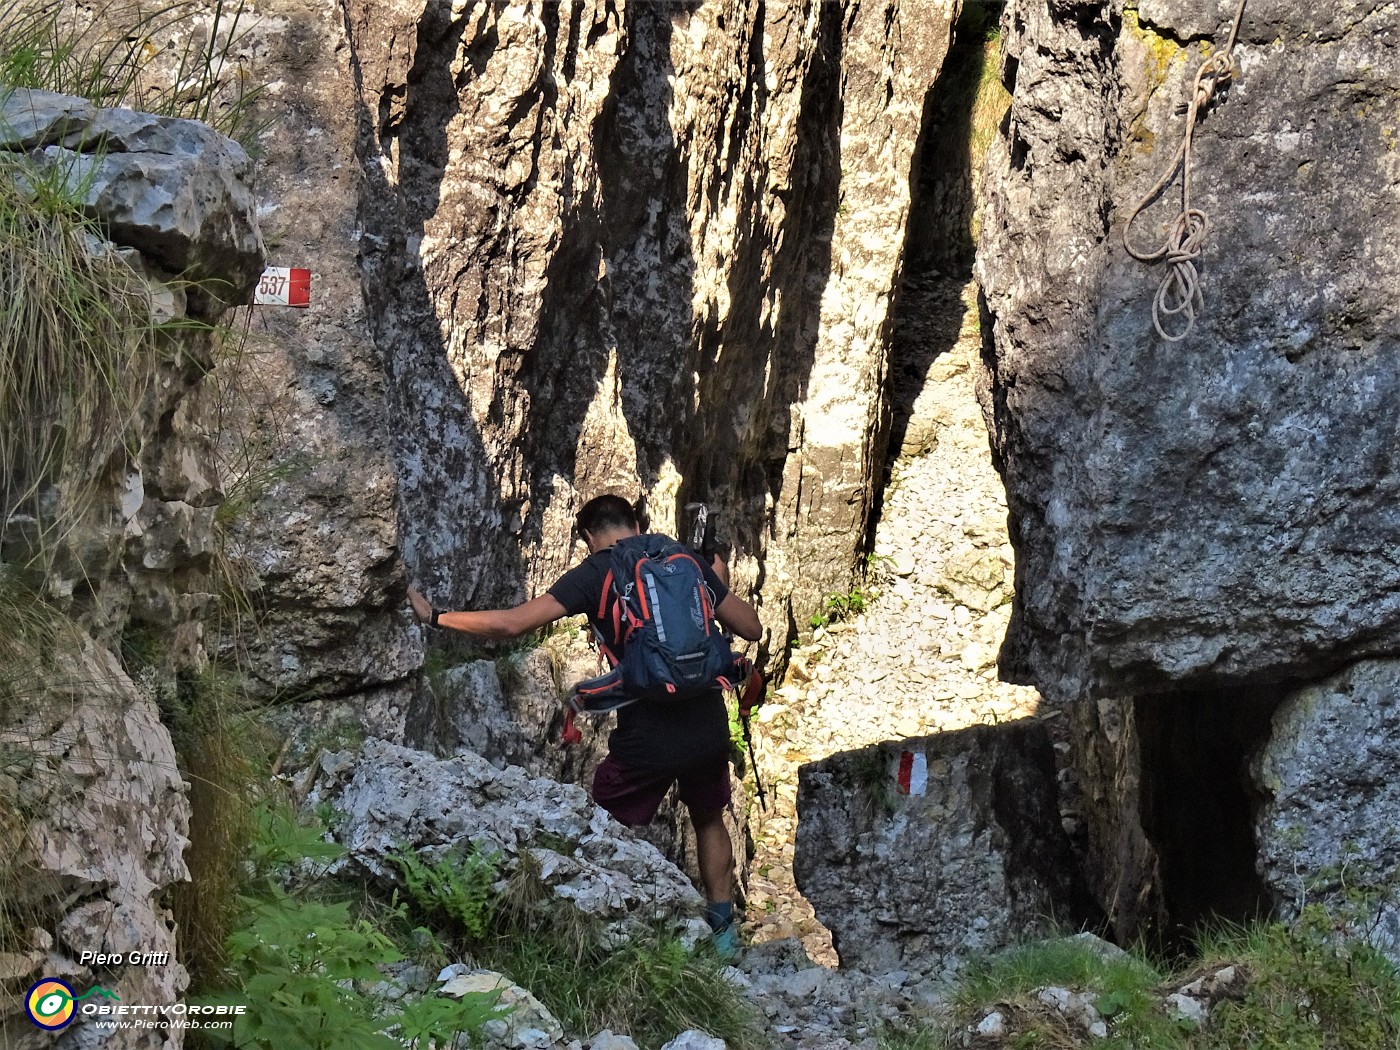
[741,278,1043,965]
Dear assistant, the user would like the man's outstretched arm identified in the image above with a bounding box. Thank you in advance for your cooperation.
[408,586,568,640]
[707,553,762,642]
[715,592,762,642]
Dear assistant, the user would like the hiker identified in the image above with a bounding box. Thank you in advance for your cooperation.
[406,494,763,959]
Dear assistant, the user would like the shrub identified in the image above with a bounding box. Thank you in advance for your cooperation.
[197,804,506,1050]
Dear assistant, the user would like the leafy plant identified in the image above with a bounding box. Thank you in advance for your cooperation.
[202,893,407,1050]
[199,806,507,1050]
[810,584,874,629]
[391,845,501,942]
[245,801,348,883]
[391,994,507,1050]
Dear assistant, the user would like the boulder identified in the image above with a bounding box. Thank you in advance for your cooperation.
[312,739,704,942]
[0,637,189,1050]
[0,87,264,313]
[793,722,1095,973]
[437,967,564,1050]
[1253,659,1400,958]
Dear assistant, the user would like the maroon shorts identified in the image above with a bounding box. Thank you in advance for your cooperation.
[592,753,731,827]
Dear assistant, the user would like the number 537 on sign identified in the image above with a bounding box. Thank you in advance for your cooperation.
[253,267,312,307]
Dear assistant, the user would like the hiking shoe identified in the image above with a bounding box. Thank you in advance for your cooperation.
[709,922,741,963]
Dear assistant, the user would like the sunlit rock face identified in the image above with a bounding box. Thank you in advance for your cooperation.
[978,0,1400,702]
[331,0,955,648]
[190,0,957,709]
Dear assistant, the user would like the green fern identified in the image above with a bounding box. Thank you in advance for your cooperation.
[391,845,501,942]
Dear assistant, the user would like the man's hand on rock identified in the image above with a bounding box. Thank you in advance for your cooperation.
[407,584,434,624]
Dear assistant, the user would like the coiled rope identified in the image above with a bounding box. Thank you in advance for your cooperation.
[1121,0,1248,342]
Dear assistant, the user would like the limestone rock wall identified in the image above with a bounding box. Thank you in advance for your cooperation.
[201,0,419,715]
[95,0,962,745]
[793,723,1094,972]
[977,0,1400,702]
[339,0,957,649]
[1254,660,1400,959]
[0,641,191,1050]
[977,0,1400,939]
[0,88,263,1046]
[1,89,263,660]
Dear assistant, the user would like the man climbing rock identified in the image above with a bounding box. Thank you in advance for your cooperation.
[407,493,763,960]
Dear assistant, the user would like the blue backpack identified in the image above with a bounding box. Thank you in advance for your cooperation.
[569,534,742,713]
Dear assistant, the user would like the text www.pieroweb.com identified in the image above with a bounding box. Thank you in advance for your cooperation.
[87,1003,245,1031]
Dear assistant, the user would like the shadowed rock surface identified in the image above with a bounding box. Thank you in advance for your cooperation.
[976,0,1400,944]
[978,0,1400,701]
[1254,659,1400,961]
[793,722,1095,973]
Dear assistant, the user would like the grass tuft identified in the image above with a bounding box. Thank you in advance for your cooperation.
[394,845,767,1050]
[0,163,170,569]
[940,913,1400,1049]
[161,664,271,989]
[0,0,271,150]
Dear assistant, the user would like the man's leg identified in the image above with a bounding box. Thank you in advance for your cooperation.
[690,806,734,906]
[592,754,672,827]
[678,757,740,960]
[691,805,739,960]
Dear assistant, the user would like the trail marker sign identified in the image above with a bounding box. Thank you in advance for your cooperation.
[254,267,311,307]
[896,750,928,796]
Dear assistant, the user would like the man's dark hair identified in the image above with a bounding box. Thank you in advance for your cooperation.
[575,494,641,538]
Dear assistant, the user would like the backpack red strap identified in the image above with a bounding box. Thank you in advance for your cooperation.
[561,708,582,746]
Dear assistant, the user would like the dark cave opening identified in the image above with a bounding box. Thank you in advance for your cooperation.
[1135,686,1283,942]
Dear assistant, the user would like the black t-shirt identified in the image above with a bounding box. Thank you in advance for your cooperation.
[548,543,732,773]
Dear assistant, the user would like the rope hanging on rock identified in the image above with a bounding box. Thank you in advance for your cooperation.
[1122,0,1248,342]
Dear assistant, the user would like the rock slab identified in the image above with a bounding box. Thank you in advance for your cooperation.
[1254,659,1400,959]
[314,739,705,942]
[793,722,1093,973]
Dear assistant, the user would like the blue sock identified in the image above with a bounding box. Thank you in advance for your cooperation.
[705,901,734,931]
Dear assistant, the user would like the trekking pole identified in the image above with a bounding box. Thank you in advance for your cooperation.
[741,713,768,812]
[685,501,715,559]
[736,663,768,811]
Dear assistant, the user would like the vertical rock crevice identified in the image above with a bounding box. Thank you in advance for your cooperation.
[333,0,955,659]
[1135,688,1278,939]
